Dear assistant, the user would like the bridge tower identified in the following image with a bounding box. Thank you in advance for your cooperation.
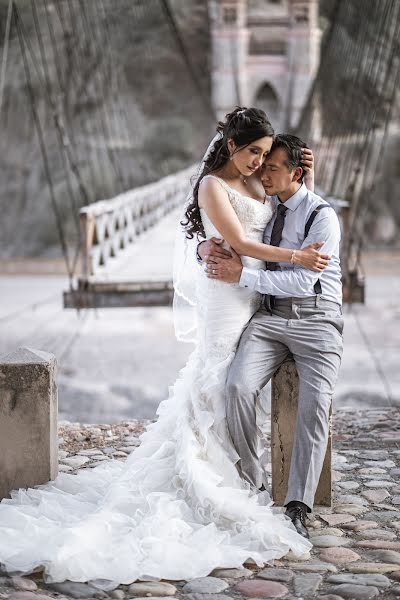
[209,0,249,118]
[209,0,321,132]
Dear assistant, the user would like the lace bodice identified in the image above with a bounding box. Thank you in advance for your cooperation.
[199,175,273,269]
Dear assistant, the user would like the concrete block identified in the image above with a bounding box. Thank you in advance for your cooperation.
[271,360,332,507]
[0,347,58,499]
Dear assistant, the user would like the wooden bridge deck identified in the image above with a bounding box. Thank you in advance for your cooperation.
[64,208,180,309]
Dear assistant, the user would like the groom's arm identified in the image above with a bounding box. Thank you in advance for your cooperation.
[240,210,340,296]
[206,210,340,291]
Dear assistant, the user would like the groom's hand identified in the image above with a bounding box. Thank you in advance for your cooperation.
[198,237,232,264]
[205,249,243,283]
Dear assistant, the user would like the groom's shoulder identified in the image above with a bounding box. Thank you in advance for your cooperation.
[304,187,328,208]
[302,189,340,231]
[304,188,335,217]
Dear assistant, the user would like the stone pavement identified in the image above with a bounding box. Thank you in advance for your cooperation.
[1,407,400,600]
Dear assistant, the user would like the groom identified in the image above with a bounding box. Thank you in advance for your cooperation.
[198,134,343,538]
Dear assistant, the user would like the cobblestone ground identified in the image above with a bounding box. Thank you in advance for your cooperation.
[1,407,400,600]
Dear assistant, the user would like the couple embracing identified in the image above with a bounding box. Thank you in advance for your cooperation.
[0,107,343,588]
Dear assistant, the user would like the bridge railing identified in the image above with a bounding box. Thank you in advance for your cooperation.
[79,165,196,281]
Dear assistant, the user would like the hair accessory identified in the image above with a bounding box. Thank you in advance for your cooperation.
[237,109,246,115]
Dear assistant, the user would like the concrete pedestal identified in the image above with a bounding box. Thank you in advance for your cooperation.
[271,360,332,507]
[0,347,58,500]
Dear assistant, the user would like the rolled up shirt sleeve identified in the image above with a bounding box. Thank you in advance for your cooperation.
[239,209,341,297]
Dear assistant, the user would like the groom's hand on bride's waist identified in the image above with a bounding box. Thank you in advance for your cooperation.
[197,237,232,264]
[205,249,243,284]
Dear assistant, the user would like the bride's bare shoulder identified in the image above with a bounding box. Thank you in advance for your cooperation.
[198,175,229,209]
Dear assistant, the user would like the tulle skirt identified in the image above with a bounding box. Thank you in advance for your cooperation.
[0,278,311,589]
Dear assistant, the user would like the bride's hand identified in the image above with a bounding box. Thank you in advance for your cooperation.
[295,242,330,272]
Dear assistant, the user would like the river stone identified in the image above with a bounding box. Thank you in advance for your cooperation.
[363,510,399,522]
[332,470,343,482]
[364,480,395,488]
[374,503,400,511]
[183,578,228,594]
[334,504,368,516]
[320,596,346,600]
[10,578,37,592]
[110,591,125,600]
[390,570,400,582]
[211,568,252,579]
[348,562,400,574]
[283,550,311,561]
[359,451,388,460]
[129,582,177,596]
[46,582,102,598]
[361,474,393,481]
[321,514,356,527]
[233,579,288,598]
[365,550,400,564]
[337,481,360,490]
[326,573,390,588]
[333,454,347,464]
[310,527,344,537]
[325,584,379,599]
[392,496,400,504]
[359,468,387,475]
[364,460,395,468]
[342,521,378,532]
[293,574,322,595]
[60,455,90,467]
[9,594,54,600]
[59,464,74,472]
[77,448,103,456]
[183,595,234,600]
[286,561,337,573]
[318,547,361,565]
[355,540,400,550]
[257,568,294,583]
[336,495,368,506]
[334,463,360,471]
[311,535,350,548]
[361,489,390,503]
[358,529,396,540]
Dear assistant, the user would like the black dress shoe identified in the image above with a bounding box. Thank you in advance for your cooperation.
[285,502,309,539]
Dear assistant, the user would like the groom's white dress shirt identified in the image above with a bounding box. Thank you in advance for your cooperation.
[239,183,343,305]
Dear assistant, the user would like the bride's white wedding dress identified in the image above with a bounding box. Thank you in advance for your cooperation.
[0,175,311,589]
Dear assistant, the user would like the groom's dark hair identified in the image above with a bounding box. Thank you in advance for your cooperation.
[270,134,308,183]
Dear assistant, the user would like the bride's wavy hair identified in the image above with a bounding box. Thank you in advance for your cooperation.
[181,106,274,239]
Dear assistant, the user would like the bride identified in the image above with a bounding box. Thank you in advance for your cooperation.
[0,108,327,589]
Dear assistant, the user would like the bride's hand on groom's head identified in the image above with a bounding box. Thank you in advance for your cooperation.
[301,147,314,173]
[198,237,232,264]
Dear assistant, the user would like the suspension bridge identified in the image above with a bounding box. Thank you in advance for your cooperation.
[0,0,399,405]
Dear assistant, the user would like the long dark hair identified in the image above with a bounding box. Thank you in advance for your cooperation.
[181,106,274,239]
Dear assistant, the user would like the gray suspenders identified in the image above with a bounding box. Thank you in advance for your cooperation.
[304,204,331,295]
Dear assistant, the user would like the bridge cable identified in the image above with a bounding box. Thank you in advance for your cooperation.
[13,1,74,284]
[29,0,85,280]
[160,0,216,120]
[0,0,12,116]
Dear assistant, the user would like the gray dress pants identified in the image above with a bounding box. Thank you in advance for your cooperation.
[226,296,343,511]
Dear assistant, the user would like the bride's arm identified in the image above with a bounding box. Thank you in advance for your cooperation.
[198,178,328,272]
